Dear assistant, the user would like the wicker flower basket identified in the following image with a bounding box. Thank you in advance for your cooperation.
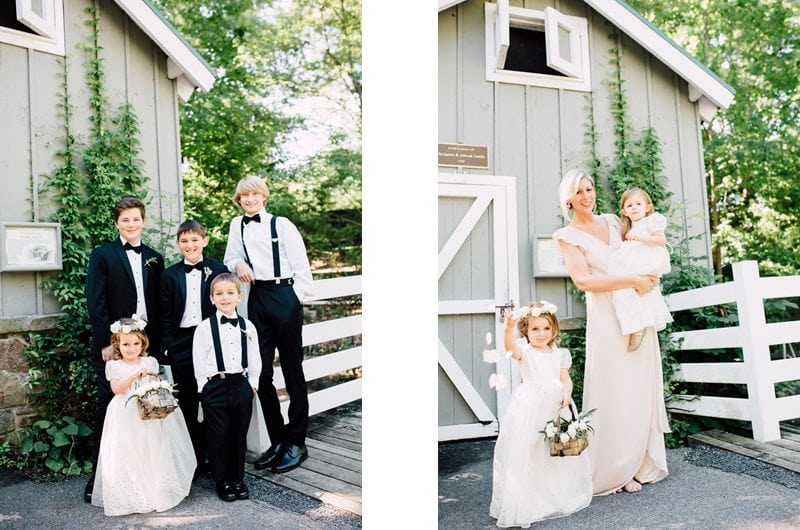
[545,403,591,457]
[130,374,177,420]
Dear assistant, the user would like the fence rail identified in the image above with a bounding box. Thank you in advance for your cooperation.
[664,261,800,442]
[273,275,362,419]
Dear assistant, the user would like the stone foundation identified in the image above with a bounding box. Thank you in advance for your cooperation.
[0,314,61,441]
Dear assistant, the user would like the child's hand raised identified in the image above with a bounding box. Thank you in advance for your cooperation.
[503,309,518,329]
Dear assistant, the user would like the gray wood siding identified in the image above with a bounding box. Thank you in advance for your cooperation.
[0,0,185,317]
[439,0,714,322]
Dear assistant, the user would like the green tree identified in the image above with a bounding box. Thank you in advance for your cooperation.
[627,0,800,276]
[153,0,362,266]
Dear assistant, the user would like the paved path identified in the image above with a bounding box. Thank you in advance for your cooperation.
[439,439,800,529]
[0,470,361,529]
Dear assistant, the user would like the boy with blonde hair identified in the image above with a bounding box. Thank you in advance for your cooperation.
[223,175,313,473]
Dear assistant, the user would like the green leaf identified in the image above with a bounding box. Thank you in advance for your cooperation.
[45,457,64,472]
[19,439,34,454]
[33,441,49,453]
[33,420,51,429]
[63,423,79,436]
[52,431,70,447]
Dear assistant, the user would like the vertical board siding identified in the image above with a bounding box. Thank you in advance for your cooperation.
[439,0,717,427]
[0,0,186,317]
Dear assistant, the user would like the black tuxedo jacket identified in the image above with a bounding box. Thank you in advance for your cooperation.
[86,239,164,358]
[159,258,227,362]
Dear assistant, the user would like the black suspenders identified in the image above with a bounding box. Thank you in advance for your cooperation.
[209,314,249,374]
[240,214,282,279]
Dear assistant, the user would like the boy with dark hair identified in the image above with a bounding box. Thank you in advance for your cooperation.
[193,273,262,501]
[159,220,227,473]
[85,197,164,502]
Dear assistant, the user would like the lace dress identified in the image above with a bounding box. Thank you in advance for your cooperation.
[553,214,669,495]
[607,212,673,335]
[489,341,592,528]
[92,357,196,516]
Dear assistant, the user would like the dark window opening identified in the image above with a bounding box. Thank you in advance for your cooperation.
[0,4,37,35]
[503,26,566,77]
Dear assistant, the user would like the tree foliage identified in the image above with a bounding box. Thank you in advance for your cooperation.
[627,0,800,277]
[153,0,362,266]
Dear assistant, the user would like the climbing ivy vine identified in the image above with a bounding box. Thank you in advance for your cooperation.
[5,6,148,479]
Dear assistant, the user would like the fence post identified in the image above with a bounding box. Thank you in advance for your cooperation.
[733,260,779,441]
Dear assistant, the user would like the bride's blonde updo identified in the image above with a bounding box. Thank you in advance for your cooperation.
[558,168,594,220]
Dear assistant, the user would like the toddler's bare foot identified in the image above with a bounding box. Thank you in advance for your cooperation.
[627,329,646,352]
[623,480,642,493]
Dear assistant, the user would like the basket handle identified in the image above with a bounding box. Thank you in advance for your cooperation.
[552,402,578,425]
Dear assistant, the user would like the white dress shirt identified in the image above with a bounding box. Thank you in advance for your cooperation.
[121,236,147,321]
[223,209,314,302]
[179,259,204,328]
[192,311,262,393]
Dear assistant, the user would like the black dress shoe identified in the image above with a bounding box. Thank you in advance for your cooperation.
[271,444,308,474]
[232,480,249,500]
[216,482,236,502]
[83,476,94,503]
[253,442,284,470]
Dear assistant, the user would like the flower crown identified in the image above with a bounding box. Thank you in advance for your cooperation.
[110,315,147,334]
[512,301,558,319]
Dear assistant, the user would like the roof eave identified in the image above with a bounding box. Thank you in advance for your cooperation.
[114,0,217,96]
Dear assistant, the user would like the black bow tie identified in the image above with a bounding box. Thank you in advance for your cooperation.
[243,214,261,224]
[184,261,204,273]
[220,315,239,326]
[124,242,142,254]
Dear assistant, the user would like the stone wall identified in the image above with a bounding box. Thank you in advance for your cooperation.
[0,314,61,441]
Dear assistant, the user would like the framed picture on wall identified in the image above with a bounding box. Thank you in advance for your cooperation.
[0,222,62,272]
[532,234,569,277]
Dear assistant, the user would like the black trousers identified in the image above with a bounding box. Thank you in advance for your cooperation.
[169,326,205,464]
[248,282,308,446]
[200,374,252,485]
[91,353,113,465]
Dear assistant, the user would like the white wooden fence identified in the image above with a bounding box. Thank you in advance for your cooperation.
[273,275,362,419]
[664,261,800,442]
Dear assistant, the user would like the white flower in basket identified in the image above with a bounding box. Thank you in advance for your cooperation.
[126,374,178,420]
[539,405,597,457]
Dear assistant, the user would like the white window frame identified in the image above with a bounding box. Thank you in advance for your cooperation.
[0,0,65,56]
[485,1,591,91]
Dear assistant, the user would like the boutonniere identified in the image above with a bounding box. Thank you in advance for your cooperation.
[240,327,255,340]
[204,266,212,280]
[144,257,158,268]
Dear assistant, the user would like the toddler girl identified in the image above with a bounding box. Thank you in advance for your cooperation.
[489,302,592,528]
[608,187,673,351]
[92,317,196,516]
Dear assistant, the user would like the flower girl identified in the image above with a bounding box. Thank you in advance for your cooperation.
[489,302,592,528]
[92,317,196,516]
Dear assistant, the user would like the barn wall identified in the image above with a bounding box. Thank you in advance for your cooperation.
[439,0,713,318]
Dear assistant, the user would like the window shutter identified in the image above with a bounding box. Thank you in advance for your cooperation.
[16,0,56,39]
[494,0,509,69]
[543,6,582,78]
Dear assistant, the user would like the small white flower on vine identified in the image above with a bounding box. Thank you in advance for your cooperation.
[488,373,507,390]
[482,349,500,364]
[513,300,558,319]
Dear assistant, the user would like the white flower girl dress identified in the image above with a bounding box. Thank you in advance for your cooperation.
[92,356,196,516]
[490,339,592,528]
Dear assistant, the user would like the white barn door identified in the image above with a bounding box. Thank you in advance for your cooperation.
[438,173,519,441]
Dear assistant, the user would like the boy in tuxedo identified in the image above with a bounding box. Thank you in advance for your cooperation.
[193,273,262,501]
[85,197,164,501]
[159,220,227,474]
[223,175,314,473]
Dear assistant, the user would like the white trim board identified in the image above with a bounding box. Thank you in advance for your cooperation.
[439,0,734,110]
[114,0,216,96]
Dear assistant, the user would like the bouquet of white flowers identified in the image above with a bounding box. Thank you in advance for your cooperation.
[539,404,596,457]
[126,374,178,420]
